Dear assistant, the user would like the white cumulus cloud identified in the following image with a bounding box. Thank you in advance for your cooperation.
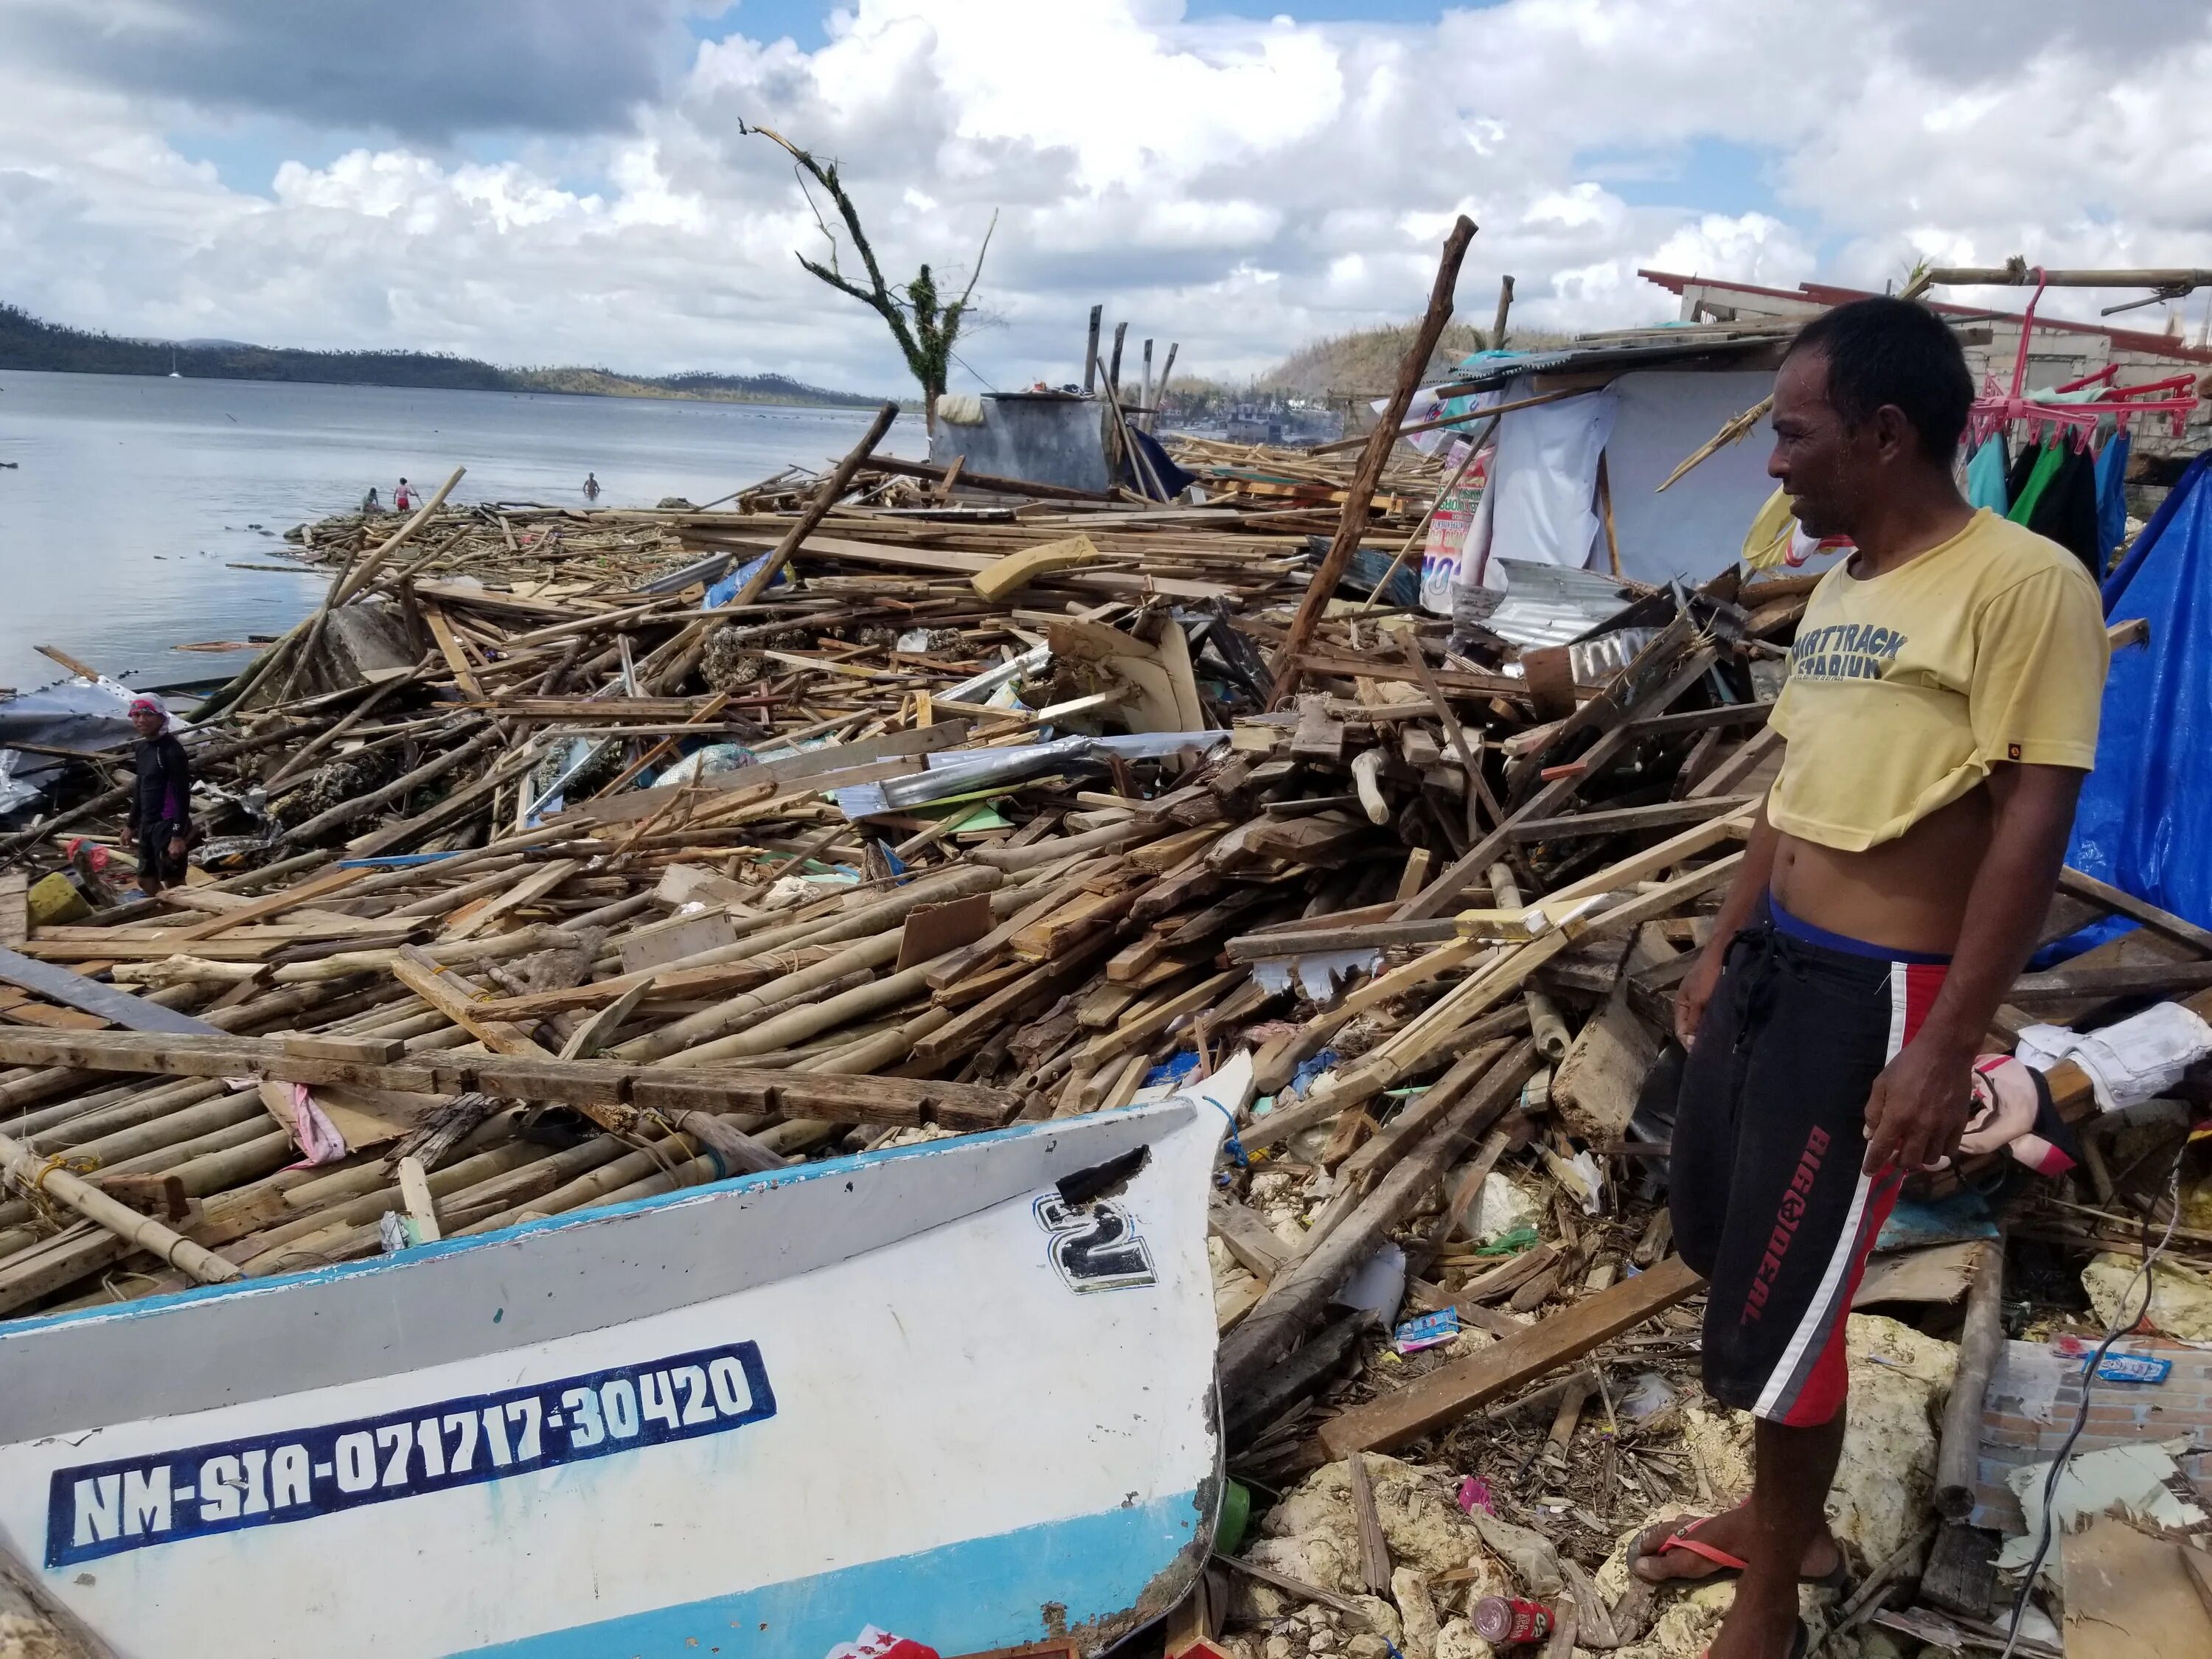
[1,0,2209,394]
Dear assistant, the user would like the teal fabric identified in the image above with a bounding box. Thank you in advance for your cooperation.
[1965,437,2010,513]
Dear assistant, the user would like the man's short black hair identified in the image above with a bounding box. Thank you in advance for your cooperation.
[1784,296,1974,463]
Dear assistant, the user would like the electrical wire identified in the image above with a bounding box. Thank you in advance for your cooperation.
[1996,1137,2188,1659]
[950,348,998,393]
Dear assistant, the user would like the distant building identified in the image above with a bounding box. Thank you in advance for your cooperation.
[1641,269,2212,466]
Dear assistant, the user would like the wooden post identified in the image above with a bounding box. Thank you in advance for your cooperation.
[1141,338,1155,420]
[1490,274,1514,350]
[1155,342,1179,431]
[1268,214,1478,706]
[1108,321,1128,397]
[1935,1239,2005,1518]
[731,401,899,609]
[1596,450,1621,577]
[1084,304,1103,394]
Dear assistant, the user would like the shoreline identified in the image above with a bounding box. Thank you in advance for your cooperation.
[0,361,904,412]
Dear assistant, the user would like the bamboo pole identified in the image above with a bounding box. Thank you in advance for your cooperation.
[0,1126,239,1284]
[731,403,900,609]
[1270,215,1478,706]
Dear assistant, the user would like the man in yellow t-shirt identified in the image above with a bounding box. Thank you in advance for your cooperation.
[1629,299,2108,1659]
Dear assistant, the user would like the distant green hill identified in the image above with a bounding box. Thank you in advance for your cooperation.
[1257,318,1574,397]
[0,301,885,407]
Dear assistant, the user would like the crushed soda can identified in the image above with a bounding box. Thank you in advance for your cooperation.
[1472,1596,1552,1646]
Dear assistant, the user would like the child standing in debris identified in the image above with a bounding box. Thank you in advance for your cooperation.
[394,477,414,512]
[1635,298,2109,1659]
[125,695,194,897]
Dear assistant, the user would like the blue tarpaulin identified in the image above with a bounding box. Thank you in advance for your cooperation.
[2066,452,2212,931]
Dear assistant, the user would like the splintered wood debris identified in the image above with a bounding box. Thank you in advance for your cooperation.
[1,372,2208,1659]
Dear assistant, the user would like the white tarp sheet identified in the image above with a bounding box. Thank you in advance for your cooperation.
[1476,381,1616,588]
[1601,369,1781,585]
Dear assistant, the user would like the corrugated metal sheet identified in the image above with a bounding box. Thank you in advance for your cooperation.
[1464,559,1637,648]
[1436,332,1790,393]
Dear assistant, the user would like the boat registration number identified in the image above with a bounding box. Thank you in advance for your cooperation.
[44,1340,776,1568]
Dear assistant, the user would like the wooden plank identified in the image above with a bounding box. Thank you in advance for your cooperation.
[895,892,994,972]
[1542,810,1755,905]
[1224,918,1459,962]
[1551,931,1669,1143]
[0,945,220,1035]
[923,869,1097,991]
[1686,726,1781,800]
[1208,1197,1287,1281]
[1624,701,1775,740]
[1347,1452,1392,1594]
[0,1003,111,1032]
[2008,959,2212,1005]
[440,858,580,942]
[2062,1517,2212,1659]
[551,720,973,828]
[1266,211,1476,707]
[391,946,552,1058]
[695,529,1227,599]
[420,602,486,699]
[0,870,25,950]
[167,863,367,942]
[1506,795,1756,842]
[1315,1255,1704,1456]
[2057,866,2212,956]
[396,1155,442,1243]
[1397,640,1721,918]
[0,1027,1015,1128]
[1335,1040,1509,1189]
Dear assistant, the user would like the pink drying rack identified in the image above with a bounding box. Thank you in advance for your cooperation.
[1966,268,2202,451]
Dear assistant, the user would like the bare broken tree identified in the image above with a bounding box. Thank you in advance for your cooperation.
[745,122,995,434]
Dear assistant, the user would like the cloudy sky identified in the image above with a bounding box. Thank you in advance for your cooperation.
[5,0,2212,396]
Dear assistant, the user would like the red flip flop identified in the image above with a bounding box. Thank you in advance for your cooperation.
[1641,1517,1851,1593]
[1651,1515,1752,1576]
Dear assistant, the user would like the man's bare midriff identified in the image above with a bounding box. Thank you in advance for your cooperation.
[1768,783,1994,957]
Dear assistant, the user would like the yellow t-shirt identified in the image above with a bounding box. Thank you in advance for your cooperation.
[1767,509,2108,852]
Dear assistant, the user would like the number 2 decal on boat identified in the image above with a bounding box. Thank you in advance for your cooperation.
[1034,1194,1156,1292]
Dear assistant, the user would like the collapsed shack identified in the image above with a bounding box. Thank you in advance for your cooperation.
[0,268,2210,1659]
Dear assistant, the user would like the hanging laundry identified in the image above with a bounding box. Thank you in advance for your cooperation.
[2007,441,2101,576]
[2006,440,2065,526]
[2032,447,2103,577]
[1964,435,2011,515]
[2094,427,2132,566]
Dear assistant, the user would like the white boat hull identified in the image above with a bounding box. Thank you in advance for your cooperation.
[0,1093,1228,1658]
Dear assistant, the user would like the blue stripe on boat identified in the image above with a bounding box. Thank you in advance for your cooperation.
[453,1489,1206,1659]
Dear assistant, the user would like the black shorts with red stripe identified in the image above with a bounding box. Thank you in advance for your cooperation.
[1671,893,1946,1426]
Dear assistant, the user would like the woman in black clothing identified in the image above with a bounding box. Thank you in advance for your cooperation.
[125,695,193,895]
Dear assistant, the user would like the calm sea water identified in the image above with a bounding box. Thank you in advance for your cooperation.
[0,370,918,695]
